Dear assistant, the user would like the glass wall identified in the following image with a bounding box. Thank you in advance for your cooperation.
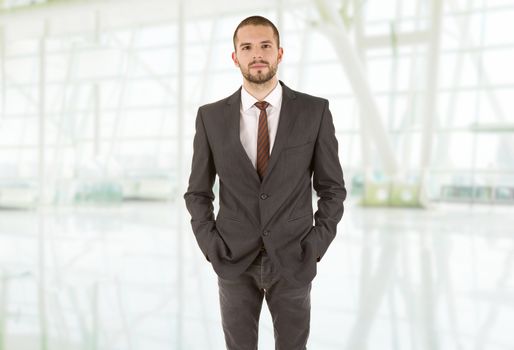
[0,0,512,208]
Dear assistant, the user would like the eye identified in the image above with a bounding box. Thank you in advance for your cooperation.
[262,44,271,48]
[241,46,250,50]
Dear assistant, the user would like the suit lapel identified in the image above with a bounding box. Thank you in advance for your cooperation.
[262,81,297,184]
[225,88,261,185]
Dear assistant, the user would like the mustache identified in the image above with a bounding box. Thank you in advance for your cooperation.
[249,60,270,67]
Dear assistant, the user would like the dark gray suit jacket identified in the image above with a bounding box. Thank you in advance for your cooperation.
[184,81,346,286]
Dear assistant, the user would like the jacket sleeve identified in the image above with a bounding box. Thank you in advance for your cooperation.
[183,107,217,262]
[311,100,347,262]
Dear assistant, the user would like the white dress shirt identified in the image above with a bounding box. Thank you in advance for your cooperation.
[240,82,283,170]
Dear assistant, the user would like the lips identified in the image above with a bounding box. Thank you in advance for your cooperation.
[250,63,268,69]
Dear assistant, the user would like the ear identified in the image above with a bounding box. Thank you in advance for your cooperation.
[231,52,239,67]
[277,47,284,64]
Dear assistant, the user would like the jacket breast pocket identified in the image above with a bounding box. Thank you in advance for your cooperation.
[285,141,314,155]
[285,141,315,172]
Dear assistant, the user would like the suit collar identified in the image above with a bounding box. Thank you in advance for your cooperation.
[226,80,296,105]
[241,81,283,111]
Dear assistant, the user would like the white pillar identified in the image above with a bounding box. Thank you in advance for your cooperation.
[38,21,48,205]
[419,0,443,203]
[176,1,185,349]
[37,20,49,350]
[0,26,5,119]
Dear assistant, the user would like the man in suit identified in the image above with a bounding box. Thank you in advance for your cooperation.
[184,15,346,350]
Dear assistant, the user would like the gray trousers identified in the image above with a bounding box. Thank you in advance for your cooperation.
[217,248,311,350]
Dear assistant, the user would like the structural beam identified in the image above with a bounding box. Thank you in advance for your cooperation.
[362,30,430,48]
[314,0,399,176]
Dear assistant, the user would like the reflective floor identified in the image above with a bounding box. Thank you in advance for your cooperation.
[1,199,514,349]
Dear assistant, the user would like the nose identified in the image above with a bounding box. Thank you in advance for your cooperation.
[252,48,264,60]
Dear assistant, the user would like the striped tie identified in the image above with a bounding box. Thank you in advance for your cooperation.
[255,101,270,181]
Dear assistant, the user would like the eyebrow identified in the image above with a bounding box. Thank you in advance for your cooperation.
[239,40,274,47]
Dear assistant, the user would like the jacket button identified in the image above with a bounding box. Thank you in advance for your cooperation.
[262,230,270,237]
[260,193,269,200]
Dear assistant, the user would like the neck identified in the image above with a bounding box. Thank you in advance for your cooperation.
[242,76,279,101]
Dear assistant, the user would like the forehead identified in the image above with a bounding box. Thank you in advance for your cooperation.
[235,25,276,44]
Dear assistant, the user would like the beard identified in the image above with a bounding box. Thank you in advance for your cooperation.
[241,60,278,84]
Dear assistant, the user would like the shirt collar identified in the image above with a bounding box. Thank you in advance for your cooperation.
[241,81,283,112]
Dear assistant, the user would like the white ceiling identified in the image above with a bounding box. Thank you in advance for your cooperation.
[0,0,310,41]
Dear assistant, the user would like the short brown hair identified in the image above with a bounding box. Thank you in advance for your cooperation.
[233,16,280,51]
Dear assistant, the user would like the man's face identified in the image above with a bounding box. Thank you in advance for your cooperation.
[232,25,283,84]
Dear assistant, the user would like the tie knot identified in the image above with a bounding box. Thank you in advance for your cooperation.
[254,101,269,111]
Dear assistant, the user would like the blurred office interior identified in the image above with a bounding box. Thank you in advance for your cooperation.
[0,0,513,349]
